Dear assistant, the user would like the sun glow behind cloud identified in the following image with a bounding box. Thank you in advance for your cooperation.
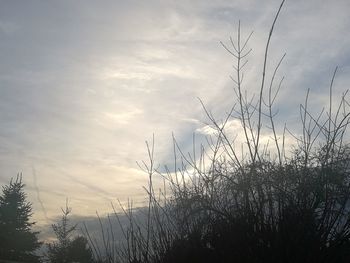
[0,0,349,229]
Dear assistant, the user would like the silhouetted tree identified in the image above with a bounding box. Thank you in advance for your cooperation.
[47,203,94,263]
[0,175,41,262]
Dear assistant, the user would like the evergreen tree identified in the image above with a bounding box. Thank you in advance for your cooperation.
[47,203,94,263]
[0,175,41,262]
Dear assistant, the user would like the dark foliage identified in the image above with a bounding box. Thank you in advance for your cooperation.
[86,1,350,262]
[46,203,94,263]
[0,175,41,262]
[155,156,350,263]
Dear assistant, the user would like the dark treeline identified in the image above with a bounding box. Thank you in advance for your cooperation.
[2,0,350,262]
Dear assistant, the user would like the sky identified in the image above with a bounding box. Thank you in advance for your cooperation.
[0,0,350,230]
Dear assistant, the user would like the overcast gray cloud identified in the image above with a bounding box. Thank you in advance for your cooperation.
[0,0,349,225]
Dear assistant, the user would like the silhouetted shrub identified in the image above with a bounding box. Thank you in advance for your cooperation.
[88,1,350,262]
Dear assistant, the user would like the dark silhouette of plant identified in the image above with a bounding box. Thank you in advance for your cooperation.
[86,0,350,262]
[0,174,41,262]
[47,202,94,263]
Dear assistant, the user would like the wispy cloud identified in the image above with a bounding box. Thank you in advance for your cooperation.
[0,0,349,224]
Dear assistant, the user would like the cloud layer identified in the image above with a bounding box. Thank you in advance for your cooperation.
[0,0,349,225]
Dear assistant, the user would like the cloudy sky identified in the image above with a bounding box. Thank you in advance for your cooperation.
[0,0,349,228]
